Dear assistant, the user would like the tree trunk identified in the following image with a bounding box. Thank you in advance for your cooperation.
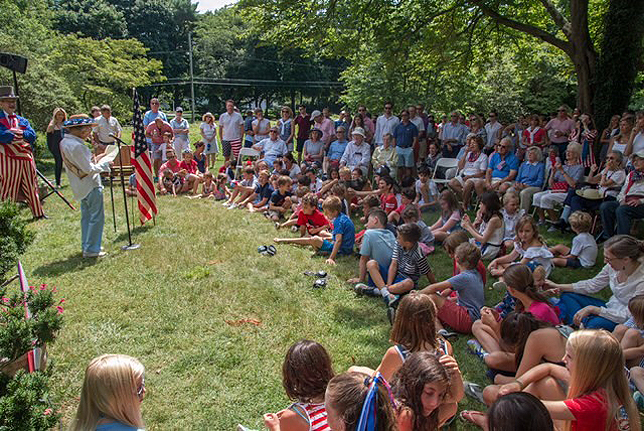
[593,0,644,129]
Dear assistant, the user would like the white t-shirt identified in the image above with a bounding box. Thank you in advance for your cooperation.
[484,122,503,148]
[415,179,438,205]
[170,118,190,143]
[460,152,488,176]
[600,168,626,198]
[252,118,271,142]
[502,208,525,241]
[94,115,122,143]
[633,132,644,154]
[219,112,244,141]
[571,232,598,268]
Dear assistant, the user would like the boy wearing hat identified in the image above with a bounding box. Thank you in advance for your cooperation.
[0,86,44,219]
[60,114,112,258]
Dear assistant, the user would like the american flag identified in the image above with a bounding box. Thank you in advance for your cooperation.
[132,88,157,224]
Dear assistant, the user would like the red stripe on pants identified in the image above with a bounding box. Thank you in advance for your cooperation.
[0,153,44,217]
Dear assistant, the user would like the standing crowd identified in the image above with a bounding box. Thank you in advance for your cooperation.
[41,99,644,430]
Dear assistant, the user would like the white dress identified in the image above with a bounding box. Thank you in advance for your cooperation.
[200,122,219,155]
[478,217,505,260]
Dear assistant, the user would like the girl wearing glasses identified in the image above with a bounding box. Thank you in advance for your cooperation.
[71,354,146,431]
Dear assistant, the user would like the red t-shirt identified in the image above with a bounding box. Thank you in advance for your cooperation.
[159,160,181,174]
[394,203,407,215]
[453,259,487,285]
[297,208,330,229]
[381,193,398,214]
[563,390,616,431]
[179,159,198,174]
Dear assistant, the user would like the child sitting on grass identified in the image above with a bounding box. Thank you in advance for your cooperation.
[274,196,355,265]
[258,340,333,431]
[430,189,462,243]
[488,215,553,277]
[268,175,293,222]
[224,166,257,208]
[293,193,331,236]
[415,164,439,212]
[276,186,310,231]
[501,191,524,250]
[549,211,597,268]
[444,230,487,284]
[187,171,215,199]
[366,223,436,308]
[613,294,644,368]
[388,187,416,225]
[243,170,273,213]
[178,149,202,194]
[213,173,228,201]
[350,209,396,292]
[461,192,505,261]
[401,204,435,254]
[419,243,485,334]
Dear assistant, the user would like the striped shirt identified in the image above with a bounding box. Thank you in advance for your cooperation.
[392,243,431,283]
[290,402,329,431]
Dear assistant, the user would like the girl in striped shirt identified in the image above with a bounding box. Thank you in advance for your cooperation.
[262,340,333,431]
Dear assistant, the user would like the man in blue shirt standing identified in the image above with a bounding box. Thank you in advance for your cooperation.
[476,137,519,196]
[143,98,167,146]
[393,110,418,179]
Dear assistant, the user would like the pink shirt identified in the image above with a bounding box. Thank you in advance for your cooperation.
[528,301,560,325]
[315,118,336,144]
[545,117,575,144]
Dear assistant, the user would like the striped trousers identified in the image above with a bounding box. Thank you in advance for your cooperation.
[0,153,44,217]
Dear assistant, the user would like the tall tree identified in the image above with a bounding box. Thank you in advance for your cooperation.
[240,0,644,126]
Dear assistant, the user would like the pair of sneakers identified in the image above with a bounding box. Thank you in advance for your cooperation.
[353,283,399,306]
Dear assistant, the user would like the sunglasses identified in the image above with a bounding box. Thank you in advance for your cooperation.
[270,130,278,133]
[385,107,392,110]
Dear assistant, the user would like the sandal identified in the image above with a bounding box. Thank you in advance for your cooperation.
[459,410,486,427]
[304,270,327,278]
[463,381,485,404]
[313,278,327,288]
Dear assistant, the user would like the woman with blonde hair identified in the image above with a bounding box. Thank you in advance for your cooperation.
[71,354,145,431]
[46,107,67,187]
[200,112,218,168]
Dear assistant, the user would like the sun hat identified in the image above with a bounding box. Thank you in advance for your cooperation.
[63,114,97,128]
[351,127,366,138]
[310,110,322,120]
[309,128,323,138]
[633,150,644,159]
[0,86,18,100]
[175,107,183,112]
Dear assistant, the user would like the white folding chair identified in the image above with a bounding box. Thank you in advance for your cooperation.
[431,157,459,185]
[235,147,261,178]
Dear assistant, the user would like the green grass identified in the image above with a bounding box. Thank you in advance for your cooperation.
[19,125,607,430]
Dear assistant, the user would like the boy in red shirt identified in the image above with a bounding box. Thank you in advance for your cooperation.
[296,193,331,236]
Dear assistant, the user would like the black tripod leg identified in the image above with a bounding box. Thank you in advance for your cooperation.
[35,169,75,210]
[110,175,116,232]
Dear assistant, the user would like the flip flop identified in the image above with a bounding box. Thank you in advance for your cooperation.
[313,278,327,288]
[257,245,268,254]
[304,270,327,278]
[265,245,277,256]
[463,381,485,404]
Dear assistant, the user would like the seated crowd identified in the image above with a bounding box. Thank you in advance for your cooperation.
[73,101,644,431]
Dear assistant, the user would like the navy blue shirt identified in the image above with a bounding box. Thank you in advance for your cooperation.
[270,189,291,206]
[255,182,274,201]
[393,121,418,149]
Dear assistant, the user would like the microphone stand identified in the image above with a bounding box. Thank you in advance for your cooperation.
[107,135,140,251]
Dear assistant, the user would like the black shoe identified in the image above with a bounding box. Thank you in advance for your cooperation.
[353,283,377,297]
[387,306,396,325]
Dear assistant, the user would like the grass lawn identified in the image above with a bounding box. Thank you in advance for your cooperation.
[18,124,607,430]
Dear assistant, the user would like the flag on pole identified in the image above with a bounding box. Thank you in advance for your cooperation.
[17,260,37,372]
[132,88,157,224]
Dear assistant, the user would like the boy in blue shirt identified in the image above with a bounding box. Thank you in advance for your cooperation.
[273,196,355,265]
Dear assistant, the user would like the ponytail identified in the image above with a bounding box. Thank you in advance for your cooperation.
[604,235,644,261]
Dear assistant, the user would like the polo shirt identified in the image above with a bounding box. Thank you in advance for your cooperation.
[332,212,355,254]
[170,117,190,143]
[143,110,167,127]
[374,114,400,145]
[488,152,519,179]
[441,122,469,146]
[393,121,418,148]
[219,111,244,141]
[516,161,545,187]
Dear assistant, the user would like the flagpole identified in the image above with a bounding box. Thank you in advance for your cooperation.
[111,135,140,251]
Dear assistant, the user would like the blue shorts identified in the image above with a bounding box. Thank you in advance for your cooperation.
[396,146,414,168]
[320,240,334,253]
[367,263,405,287]
[566,257,582,268]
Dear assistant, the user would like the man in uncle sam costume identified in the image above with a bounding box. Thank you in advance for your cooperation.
[60,114,112,258]
[0,86,44,218]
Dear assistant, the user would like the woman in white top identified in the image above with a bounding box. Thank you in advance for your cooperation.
[608,116,634,155]
[546,235,644,331]
[200,112,218,168]
[278,106,295,152]
[448,135,488,209]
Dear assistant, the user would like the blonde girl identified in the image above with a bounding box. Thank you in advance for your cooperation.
[71,354,145,431]
[488,215,553,277]
[200,112,218,168]
[46,107,67,187]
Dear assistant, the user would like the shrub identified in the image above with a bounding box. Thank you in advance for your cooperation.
[0,202,34,283]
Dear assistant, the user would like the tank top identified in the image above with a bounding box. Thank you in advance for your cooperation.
[289,402,330,431]
[394,338,449,362]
